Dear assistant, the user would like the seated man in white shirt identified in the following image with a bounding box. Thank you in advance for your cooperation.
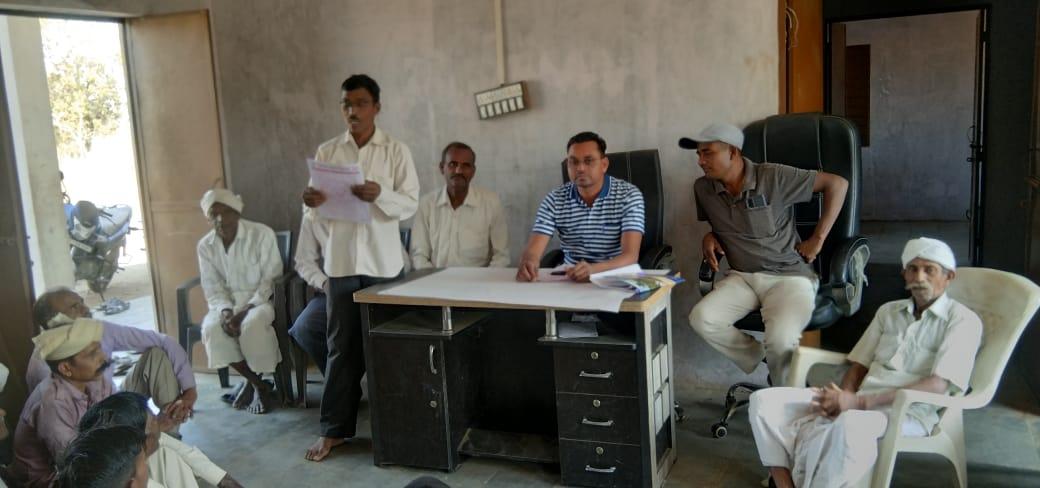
[411,141,509,269]
[288,212,330,377]
[749,237,983,488]
[78,392,242,488]
[197,188,283,415]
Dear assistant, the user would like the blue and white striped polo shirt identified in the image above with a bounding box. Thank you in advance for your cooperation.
[532,175,645,264]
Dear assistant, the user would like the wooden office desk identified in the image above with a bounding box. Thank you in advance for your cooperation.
[355,269,677,488]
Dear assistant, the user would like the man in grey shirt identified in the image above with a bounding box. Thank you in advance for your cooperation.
[683,122,848,384]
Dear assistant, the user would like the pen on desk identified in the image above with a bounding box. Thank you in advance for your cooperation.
[550,270,567,276]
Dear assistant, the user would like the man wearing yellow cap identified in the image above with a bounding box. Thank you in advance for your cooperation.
[197,188,283,415]
[747,237,982,488]
[7,319,112,487]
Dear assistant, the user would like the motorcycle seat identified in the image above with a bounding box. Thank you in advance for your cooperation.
[97,205,132,237]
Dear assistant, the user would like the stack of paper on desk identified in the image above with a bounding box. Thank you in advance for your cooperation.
[377,268,638,313]
[588,264,684,293]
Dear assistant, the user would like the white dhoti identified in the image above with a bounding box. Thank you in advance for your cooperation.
[749,387,928,488]
[201,299,280,374]
[148,433,227,488]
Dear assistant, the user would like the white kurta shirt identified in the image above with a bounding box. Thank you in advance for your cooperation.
[410,185,509,269]
[294,212,329,290]
[312,128,420,278]
[197,219,283,312]
[847,292,983,431]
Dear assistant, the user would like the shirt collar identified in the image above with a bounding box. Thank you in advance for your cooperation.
[902,292,953,321]
[52,374,91,403]
[343,126,388,148]
[436,185,478,208]
[570,175,611,204]
[712,157,758,195]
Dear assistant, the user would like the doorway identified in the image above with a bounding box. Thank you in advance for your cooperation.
[0,15,157,331]
[828,10,984,266]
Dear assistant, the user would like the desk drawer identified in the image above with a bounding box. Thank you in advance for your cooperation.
[554,348,637,396]
[557,393,641,445]
[559,439,642,488]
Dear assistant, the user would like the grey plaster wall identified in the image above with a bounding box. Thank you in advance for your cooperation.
[205,0,779,389]
[846,11,977,221]
[5,0,781,390]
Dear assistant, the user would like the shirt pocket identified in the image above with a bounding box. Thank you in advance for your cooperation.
[742,205,777,237]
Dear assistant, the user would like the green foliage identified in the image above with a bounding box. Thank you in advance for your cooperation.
[45,52,122,158]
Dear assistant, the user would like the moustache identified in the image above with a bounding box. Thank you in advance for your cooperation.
[905,282,932,291]
[96,360,112,374]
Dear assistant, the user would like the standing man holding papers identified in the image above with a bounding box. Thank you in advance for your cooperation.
[516,131,645,283]
[300,74,420,461]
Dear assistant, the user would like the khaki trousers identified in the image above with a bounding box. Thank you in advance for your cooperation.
[688,271,817,383]
[122,347,182,409]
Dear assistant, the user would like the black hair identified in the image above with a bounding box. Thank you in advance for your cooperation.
[56,425,145,488]
[566,131,607,155]
[341,74,381,104]
[33,286,75,330]
[79,391,150,433]
[440,141,475,164]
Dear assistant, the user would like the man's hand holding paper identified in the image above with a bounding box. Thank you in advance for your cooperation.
[307,158,372,223]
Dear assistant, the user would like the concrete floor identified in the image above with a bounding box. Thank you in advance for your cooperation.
[178,366,1040,488]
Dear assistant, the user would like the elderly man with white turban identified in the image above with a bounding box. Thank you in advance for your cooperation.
[748,237,983,488]
[197,188,282,414]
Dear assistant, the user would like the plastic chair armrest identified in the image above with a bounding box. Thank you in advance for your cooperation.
[785,346,849,387]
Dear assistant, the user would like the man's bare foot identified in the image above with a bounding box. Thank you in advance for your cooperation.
[247,382,273,414]
[231,382,255,410]
[304,436,348,462]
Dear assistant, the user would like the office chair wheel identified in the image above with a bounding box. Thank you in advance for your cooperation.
[711,422,728,439]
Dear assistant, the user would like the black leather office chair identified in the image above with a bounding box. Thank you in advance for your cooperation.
[541,149,675,270]
[697,113,870,439]
[177,230,296,406]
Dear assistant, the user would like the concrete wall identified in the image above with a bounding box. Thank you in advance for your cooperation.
[0,16,74,293]
[846,11,977,221]
[206,0,779,389]
[3,0,780,390]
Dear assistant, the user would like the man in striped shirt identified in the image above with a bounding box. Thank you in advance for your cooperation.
[516,131,645,282]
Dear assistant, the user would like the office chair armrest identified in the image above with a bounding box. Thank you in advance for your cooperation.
[639,244,674,270]
[698,254,728,296]
[175,276,202,351]
[540,249,565,268]
[785,346,848,387]
[827,236,871,316]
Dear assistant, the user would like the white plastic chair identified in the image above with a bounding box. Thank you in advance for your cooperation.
[785,267,1040,488]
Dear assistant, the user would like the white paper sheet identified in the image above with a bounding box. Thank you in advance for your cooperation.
[307,158,371,223]
[377,267,636,313]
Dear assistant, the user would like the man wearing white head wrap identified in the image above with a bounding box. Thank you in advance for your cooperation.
[197,189,283,415]
[748,237,982,488]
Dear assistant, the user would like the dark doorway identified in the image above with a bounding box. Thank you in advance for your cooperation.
[828,10,985,267]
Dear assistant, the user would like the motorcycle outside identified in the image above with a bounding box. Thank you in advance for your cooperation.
[63,192,136,314]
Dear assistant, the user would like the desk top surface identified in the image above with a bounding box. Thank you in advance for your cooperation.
[354,268,672,313]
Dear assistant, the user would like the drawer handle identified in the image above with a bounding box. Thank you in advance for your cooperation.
[582,417,615,427]
[585,465,617,474]
[429,345,438,375]
[579,370,613,379]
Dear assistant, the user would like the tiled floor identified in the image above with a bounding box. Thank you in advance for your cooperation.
[178,366,1040,487]
[861,221,971,265]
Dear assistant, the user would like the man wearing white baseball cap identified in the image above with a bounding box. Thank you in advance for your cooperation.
[747,237,982,487]
[683,122,849,385]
